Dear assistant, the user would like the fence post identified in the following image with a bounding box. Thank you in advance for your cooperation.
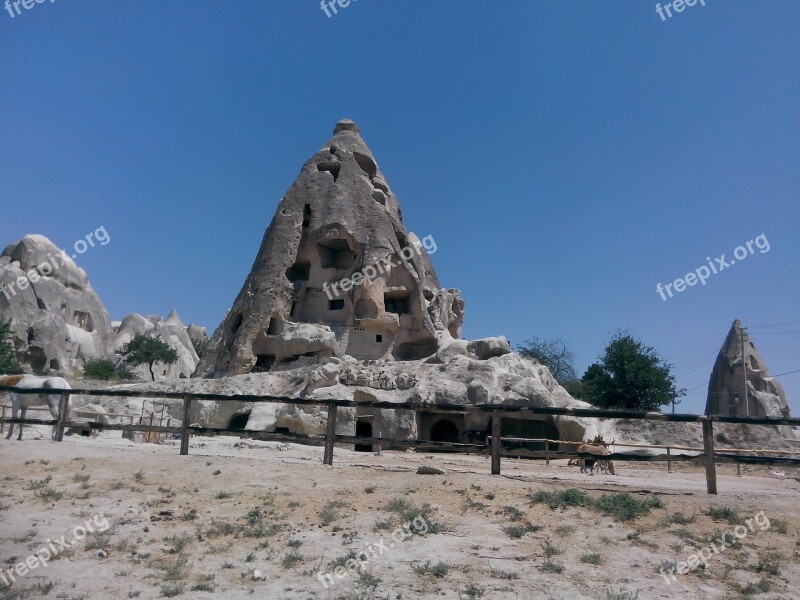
[737,462,741,477]
[702,419,717,495]
[667,446,672,473]
[491,410,501,475]
[1,405,5,433]
[180,397,192,456]
[545,439,550,467]
[54,392,70,442]
[323,403,337,466]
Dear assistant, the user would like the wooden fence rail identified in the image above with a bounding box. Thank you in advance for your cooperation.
[2,384,800,495]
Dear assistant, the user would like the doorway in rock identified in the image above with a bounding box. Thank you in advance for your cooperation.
[430,419,460,443]
[355,418,373,452]
[228,412,251,431]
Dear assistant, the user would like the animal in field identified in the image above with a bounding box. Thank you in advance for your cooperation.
[1,374,71,441]
[576,443,615,475]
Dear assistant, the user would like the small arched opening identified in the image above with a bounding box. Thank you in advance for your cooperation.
[430,419,460,444]
[228,412,251,431]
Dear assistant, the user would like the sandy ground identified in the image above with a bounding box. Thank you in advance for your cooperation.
[1,427,799,600]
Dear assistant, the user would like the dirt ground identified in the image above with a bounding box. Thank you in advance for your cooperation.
[1,427,799,600]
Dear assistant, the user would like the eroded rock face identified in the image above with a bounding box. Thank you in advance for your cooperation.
[185,349,617,444]
[195,120,464,378]
[114,311,200,381]
[0,235,114,373]
[706,319,798,440]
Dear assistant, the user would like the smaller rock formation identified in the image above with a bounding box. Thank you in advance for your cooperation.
[114,311,200,380]
[0,234,114,373]
[706,319,797,440]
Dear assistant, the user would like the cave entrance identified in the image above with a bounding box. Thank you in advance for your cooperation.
[228,412,251,431]
[430,419,461,443]
[355,418,373,452]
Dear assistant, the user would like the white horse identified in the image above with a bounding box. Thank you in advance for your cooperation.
[1,374,71,440]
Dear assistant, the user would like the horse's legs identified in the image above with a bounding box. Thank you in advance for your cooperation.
[49,398,60,441]
[5,405,17,440]
[17,407,26,441]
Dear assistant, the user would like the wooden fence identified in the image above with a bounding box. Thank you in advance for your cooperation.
[2,384,800,496]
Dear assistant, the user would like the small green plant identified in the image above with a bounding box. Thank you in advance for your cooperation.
[215,491,233,499]
[412,561,452,578]
[581,552,604,565]
[664,512,696,525]
[502,506,525,522]
[364,485,375,494]
[555,524,576,536]
[540,560,564,574]
[461,584,485,599]
[133,471,145,484]
[503,525,527,539]
[490,569,518,580]
[706,506,742,525]
[593,493,663,522]
[160,583,184,598]
[541,538,563,558]
[770,518,789,534]
[528,488,589,509]
[484,492,496,500]
[605,588,639,600]
[319,499,349,526]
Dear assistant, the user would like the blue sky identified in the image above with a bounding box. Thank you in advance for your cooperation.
[1,1,798,414]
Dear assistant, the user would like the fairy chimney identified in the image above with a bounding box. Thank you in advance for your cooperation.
[195,119,464,377]
[705,319,796,439]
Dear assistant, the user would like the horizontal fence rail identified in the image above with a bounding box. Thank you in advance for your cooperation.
[2,384,800,495]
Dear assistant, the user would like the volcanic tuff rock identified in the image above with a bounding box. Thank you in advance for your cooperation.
[114,311,202,381]
[706,319,798,440]
[195,119,464,378]
[0,234,114,373]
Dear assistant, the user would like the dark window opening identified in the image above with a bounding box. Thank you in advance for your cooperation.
[274,427,291,435]
[353,151,377,178]
[376,335,382,343]
[302,204,311,228]
[253,354,275,373]
[329,299,345,311]
[267,318,282,335]
[231,313,243,334]
[317,161,341,182]
[286,262,310,282]
[384,298,409,315]
[355,419,373,452]
[318,240,357,269]
[49,359,60,371]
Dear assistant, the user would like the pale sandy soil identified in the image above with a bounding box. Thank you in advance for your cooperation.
[1,428,799,600]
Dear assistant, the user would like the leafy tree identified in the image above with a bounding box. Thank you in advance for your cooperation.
[581,332,684,412]
[0,322,22,374]
[191,336,210,359]
[517,337,577,383]
[83,359,117,380]
[121,334,178,381]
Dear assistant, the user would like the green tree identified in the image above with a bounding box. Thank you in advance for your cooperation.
[581,332,684,412]
[0,322,23,374]
[517,337,578,383]
[83,359,118,381]
[121,334,178,382]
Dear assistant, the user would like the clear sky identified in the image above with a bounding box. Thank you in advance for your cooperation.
[1,1,798,414]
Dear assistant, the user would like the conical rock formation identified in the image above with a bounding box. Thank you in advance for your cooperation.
[196,120,464,377]
[706,319,797,440]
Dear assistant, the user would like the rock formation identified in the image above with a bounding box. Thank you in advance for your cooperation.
[114,311,201,380]
[706,319,797,440]
[195,119,464,378]
[0,235,114,373]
